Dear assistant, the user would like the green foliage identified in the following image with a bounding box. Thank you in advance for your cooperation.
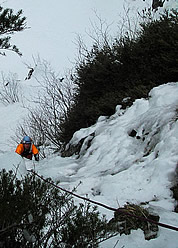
[60,10,178,146]
[0,169,53,247]
[0,169,116,247]
[60,204,109,247]
[0,6,26,56]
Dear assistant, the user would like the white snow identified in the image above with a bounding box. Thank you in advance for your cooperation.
[0,0,178,247]
[0,80,177,247]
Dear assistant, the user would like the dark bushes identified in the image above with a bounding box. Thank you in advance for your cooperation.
[60,10,178,146]
[0,169,116,247]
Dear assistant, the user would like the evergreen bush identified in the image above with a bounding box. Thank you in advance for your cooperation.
[0,169,117,247]
[0,6,26,56]
[60,9,178,147]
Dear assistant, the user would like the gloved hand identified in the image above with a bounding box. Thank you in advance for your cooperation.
[34,154,39,161]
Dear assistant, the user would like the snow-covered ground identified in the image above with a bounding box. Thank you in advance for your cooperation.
[0,80,178,247]
[0,0,178,247]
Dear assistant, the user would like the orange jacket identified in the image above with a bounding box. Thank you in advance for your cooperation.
[15,143,39,156]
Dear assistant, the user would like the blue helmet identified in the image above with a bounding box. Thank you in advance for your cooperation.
[22,136,32,144]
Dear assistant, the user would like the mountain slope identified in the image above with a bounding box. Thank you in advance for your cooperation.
[0,82,177,247]
[36,82,178,247]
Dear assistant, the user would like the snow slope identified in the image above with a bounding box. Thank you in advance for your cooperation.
[0,82,177,247]
[0,0,178,247]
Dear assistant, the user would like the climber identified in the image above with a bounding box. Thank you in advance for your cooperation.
[15,136,39,161]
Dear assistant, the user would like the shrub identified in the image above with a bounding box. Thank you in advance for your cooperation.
[13,59,74,156]
[0,169,117,247]
[60,9,178,146]
[0,6,26,56]
[0,73,21,105]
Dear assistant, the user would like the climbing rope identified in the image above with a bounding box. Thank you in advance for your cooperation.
[27,169,178,232]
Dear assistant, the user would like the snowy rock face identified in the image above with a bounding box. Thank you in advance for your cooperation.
[0,0,177,246]
[62,82,178,247]
[69,83,178,179]
[0,80,177,247]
